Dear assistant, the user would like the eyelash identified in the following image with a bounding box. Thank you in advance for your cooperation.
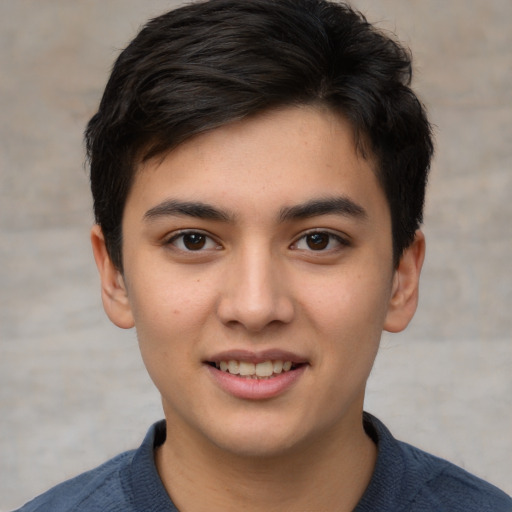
[165,229,349,254]
[291,230,350,252]
[165,230,221,252]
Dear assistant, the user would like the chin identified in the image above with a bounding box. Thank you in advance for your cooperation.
[203,414,320,460]
[214,431,301,459]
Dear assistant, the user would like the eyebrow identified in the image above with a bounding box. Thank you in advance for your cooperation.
[279,197,367,222]
[143,196,367,224]
[144,199,233,222]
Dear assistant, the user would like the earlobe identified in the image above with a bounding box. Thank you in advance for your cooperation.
[90,225,135,329]
[384,230,425,333]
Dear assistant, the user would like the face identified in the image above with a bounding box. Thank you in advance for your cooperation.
[92,106,423,458]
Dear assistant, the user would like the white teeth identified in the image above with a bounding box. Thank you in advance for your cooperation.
[255,361,274,377]
[216,359,295,377]
[228,360,239,374]
[239,361,255,376]
[273,360,283,374]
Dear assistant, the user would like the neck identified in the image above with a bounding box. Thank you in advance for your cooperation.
[155,411,377,512]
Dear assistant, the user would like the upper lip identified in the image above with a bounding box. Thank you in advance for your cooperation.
[205,349,309,365]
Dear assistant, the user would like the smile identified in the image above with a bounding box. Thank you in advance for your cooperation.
[205,352,308,399]
[214,360,295,378]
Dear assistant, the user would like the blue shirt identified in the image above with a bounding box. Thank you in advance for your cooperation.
[13,414,512,511]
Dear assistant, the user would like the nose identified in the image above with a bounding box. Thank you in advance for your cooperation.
[216,244,295,332]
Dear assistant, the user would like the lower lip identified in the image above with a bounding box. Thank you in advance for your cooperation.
[206,365,307,400]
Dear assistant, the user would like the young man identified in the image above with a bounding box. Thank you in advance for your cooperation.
[15,0,511,511]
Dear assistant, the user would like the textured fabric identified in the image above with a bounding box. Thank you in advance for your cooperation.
[13,421,177,512]
[13,414,511,511]
[355,414,512,511]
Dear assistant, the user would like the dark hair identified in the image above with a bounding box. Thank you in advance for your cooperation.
[86,0,433,270]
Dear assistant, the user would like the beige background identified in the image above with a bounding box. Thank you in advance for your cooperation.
[1,1,511,509]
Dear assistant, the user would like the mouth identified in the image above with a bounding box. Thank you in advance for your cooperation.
[207,359,304,379]
[204,350,309,399]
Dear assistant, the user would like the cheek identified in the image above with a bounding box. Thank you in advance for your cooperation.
[305,270,392,333]
[299,267,393,382]
[131,281,209,398]
[127,270,216,354]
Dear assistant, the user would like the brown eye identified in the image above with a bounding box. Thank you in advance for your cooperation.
[306,233,330,250]
[292,231,348,252]
[168,231,219,251]
[182,233,206,250]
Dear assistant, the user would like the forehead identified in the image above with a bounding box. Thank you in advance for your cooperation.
[127,106,387,221]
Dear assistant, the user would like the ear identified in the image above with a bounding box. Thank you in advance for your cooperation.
[90,225,135,329]
[384,230,426,333]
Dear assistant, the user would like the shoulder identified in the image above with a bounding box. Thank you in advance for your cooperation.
[13,420,177,512]
[358,413,512,512]
[13,420,170,512]
[12,450,136,512]
[398,440,512,512]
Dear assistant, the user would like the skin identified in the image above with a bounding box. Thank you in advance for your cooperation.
[91,106,425,511]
